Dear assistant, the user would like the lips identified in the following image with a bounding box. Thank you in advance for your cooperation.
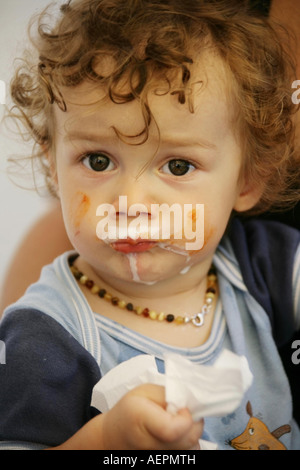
[111,238,157,253]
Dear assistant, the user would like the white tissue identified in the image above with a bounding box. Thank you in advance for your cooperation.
[91,349,252,421]
[91,354,165,413]
[91,350,253,450]
[164,350,253,420]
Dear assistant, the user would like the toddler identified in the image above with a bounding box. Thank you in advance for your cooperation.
[0,0,299,450]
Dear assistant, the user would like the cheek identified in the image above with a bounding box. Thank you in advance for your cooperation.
[186,206,215,246]
[64,191,91,239]
[164,207,216,255]
[75,192,91,228]
[172,204,225,257]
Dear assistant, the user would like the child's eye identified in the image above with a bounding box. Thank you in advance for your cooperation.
[161,159,196,176]
[81,152,115,172]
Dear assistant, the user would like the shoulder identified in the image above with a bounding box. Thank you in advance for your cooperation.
[228,217,299,251]
[3,250,102,364]
[3,251,84,345]
[227,217,299,277]
[0,307,101,448]
[0,252,102,448]
[226,217,300,345]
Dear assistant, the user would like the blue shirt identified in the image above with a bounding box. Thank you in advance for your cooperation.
[0,219,299,449]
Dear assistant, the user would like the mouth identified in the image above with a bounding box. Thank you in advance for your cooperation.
[110,238,158,254]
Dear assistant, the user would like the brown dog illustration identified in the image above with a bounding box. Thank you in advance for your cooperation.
[229,402,291,450]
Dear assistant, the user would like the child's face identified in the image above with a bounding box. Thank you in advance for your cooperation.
[52,54,259,285]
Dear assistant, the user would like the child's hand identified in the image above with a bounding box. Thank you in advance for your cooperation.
[52,384,203,450]
[100,384,203,450]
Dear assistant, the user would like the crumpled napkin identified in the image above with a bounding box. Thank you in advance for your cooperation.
[91,354,165,414]
[164,350,253,420]
[91,350,253,450]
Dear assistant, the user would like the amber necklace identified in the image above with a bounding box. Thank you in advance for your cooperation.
[68,253,218,327]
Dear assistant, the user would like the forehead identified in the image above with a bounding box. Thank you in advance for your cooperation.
[53,51,236,143]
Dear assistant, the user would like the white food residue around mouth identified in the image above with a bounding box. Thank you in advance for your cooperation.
[127,253,157,285]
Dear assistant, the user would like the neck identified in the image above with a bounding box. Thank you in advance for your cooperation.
[74,254,214,315]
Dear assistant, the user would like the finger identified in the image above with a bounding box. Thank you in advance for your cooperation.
[129,385,203,449]
[168,413,203,450]
[130,384,167,406]
[143,405,203,450]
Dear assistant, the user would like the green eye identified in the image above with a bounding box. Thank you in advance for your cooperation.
[163,159,195,176]
[82,153,114,172]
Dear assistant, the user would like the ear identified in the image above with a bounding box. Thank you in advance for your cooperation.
[233,176,264,213]
[246,401,253,417]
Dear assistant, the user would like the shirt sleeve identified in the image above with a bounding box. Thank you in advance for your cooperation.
[0,308,101,449]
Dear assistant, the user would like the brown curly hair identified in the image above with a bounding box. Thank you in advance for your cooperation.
[8,0,300,213]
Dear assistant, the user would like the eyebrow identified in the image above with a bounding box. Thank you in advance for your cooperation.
[64,132,114,143]
[64,131,216,150]
[163,135,216,150]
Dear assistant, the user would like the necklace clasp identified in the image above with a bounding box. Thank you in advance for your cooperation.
[191,312,205,327]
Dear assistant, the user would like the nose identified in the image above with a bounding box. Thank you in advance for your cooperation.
[110,174,158,240]
[111,173,157,217]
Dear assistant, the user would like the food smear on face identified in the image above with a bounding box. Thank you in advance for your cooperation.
[73,192,91,228]
[127,253,157,285]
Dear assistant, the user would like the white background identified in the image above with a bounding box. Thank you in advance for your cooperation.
[0,0,57,295]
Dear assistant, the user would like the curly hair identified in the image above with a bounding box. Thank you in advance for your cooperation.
[8,0,300,213]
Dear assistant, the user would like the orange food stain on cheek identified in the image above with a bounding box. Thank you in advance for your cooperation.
[191,208,198,232]
[201,210,216,250]
[203,224,215,248]
[185,210,215,256]
[72,192,91,231]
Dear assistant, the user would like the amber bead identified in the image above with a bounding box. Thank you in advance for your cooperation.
[69,254,79,266]
[143,308,150,317]
[206,292,215,300]
[79,275,88,285]
[149,310,157,320]
[206,286,216,294]
[91,285,100,294]
[166,314,175,323]
[85,280,94,289]
[74,270,82,280]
